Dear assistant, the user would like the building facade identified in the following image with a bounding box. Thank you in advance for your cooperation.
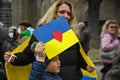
[0,0,120,27]
[0,0,11,27]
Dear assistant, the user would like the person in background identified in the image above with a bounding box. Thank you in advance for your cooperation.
[78,22,90,54]
[29,42,62,80]
[0,26,18,80]
[2,26,19,53]
[8,26,18,41]
[0,22,8,80]
[0,22,9,64]
[100,20,120,80]
[18,20,33,44]
[0,21,8,42]
[4,0,95,80]
[104,66,120,80]
[2,21,33,59]
[1,25,19,70]
[18,20,31,37]
[104,55,120,80]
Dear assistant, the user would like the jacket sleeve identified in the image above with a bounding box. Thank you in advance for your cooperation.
[11,35,37,66]
[101,33,120,51]
[80,31,87,43]
[29,61,46,80]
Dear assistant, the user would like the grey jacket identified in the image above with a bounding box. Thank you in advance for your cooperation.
[79,28,90,54]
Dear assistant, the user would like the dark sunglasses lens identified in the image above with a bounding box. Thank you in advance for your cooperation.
[110,26,117,29]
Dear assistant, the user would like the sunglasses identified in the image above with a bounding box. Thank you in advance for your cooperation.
[110,26,117,29]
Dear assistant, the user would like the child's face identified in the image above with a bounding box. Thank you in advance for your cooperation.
[45,56,61,73]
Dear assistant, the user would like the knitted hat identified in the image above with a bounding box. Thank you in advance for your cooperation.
[45,56,59,65]
[45,56,52,65]
[18,20,32,27]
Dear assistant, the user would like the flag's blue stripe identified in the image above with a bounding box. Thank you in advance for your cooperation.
[81,76,96,80]
[33,16,71,43]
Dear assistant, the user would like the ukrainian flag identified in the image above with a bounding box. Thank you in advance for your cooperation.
[33,16,79,59]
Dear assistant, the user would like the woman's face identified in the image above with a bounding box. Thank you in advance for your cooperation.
[107,23,118,34]
[56,3,71,22]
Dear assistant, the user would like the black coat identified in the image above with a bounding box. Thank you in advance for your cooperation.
[0,29,9,64]
[0,29,8,41]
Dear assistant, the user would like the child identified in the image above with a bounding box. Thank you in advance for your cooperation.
[29,42,62,80]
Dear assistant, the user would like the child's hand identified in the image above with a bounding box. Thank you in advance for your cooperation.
[35,42,45,62]
[86,65,96,72]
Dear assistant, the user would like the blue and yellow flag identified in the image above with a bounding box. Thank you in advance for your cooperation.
[5,36,32,80]
[33,16,79,59]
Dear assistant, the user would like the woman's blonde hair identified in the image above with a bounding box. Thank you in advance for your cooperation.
[102,20,120,33]
[36,0,79,36]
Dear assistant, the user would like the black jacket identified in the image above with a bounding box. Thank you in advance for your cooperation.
[0,29,9,65]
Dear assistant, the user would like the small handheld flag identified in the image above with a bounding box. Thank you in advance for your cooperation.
[33,16,79,59]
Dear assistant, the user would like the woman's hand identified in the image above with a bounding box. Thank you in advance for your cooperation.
[4,51,16,62]
[86,65,96,72]
[35,42,45,62]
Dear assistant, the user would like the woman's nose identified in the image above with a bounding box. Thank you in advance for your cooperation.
[64,13,68,19]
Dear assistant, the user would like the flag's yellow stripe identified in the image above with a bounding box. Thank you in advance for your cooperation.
[5,36,32,80]
[11,36,32,54]
[45,29,79,59]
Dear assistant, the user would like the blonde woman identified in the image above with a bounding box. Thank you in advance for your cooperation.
[4,0,95,80]
[100,20,120,80]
